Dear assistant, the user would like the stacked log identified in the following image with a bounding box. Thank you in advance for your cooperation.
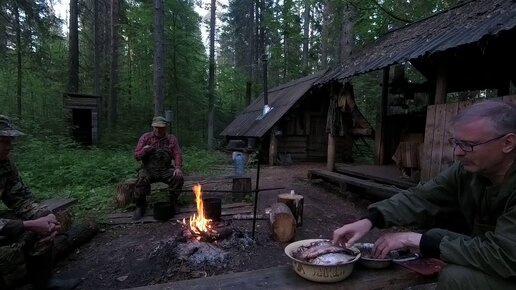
[269,202,296,242]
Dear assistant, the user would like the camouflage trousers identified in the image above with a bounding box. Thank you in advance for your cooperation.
[0,232,52,289]
[134,166,184,202]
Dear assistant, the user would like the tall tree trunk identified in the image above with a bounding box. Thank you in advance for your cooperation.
[14,4,22,116]
[153,0,165,116]
[321,0,332,68]
[108,0,119,128]
[339,2,354,64]
[207,0,216,148]
[302,0,310,74]
[245,0,255,106]
[93,0,100,95]
[68,0,79,93]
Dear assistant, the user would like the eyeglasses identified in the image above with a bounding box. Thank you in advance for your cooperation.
[448,134,507,152]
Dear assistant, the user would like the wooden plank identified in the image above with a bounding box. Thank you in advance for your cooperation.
[42,198,77,212]
[308,169,400,199]
[334,164,416,189]
[429,104,447,178]
[421,105,436,181]
[104,206,254,225]
[123,264,436,290]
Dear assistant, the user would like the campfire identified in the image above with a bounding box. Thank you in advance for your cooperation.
[182,184,231,242]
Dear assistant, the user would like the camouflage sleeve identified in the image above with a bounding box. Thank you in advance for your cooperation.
[1,159,51,222]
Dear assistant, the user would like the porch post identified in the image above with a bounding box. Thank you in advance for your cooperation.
[269,131,277,165]
[327,133,335,171]
[375,67,389,165]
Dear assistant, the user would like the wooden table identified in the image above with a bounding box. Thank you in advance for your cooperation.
[124,264,436,290]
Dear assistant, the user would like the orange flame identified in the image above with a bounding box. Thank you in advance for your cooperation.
[189,184,212,234]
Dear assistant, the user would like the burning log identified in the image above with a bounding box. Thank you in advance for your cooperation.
[269,202,296,242]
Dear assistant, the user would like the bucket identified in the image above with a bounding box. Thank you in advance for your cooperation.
[153,202,175,221]
[203,198,222,222]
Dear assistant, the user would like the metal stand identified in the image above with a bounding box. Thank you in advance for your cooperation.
[251,154,261,239]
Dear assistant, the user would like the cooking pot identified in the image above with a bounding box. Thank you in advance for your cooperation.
[203,198,222,221]
[153,202,174,221]
[284,239,361,283]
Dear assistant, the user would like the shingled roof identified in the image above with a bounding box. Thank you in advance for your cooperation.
[318,0,516,85]
[220,70,328,138]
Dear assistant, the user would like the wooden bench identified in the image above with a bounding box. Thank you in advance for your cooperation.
[308,169,402,200]
[122,264,436,290]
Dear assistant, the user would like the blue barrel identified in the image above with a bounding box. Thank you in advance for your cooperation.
[234,152,246,176]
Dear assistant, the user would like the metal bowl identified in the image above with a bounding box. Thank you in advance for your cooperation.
[284,239,361,283]
[353,242,404,269]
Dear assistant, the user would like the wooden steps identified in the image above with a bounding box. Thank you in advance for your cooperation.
[308,169,403,200]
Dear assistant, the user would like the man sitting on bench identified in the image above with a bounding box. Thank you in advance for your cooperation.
[0,115,80,290]
[132,116,184,220]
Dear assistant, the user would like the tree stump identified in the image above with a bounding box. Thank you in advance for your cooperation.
[232,177,251,201]
[269,202,296,242]
[277,192,304,227]
[116,179,136,208]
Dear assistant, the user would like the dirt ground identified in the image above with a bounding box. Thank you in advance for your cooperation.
[52,162,386,290]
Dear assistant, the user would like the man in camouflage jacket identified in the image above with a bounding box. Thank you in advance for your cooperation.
[0,115,79,290]
[132,116,184,220]
[333,101,516,289]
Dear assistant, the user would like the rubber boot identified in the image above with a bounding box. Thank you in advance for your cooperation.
[169,192,179,215]
[26,250,81,290]
[132,197,147,220]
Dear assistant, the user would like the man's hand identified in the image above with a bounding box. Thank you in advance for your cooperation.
[372,232,422,258]
[333,219,373,248]
[173,168,183,178]
[23,213,61,237]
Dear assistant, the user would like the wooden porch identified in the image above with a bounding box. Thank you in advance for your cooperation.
[308,163,416,200]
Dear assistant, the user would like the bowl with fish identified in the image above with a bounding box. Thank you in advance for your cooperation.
[353,243,418,269]
[284,239,361,283]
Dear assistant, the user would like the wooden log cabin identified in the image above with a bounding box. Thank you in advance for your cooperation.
[220,70,373,165]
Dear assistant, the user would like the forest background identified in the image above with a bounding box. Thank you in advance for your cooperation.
[0,0,463,219]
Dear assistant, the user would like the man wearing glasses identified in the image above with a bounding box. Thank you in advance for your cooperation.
[333,100,516,289]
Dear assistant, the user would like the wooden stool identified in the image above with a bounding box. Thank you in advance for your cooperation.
[232,177,251,201]
[277,191,304,227]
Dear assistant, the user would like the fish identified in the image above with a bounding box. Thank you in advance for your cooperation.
[293,240,357,264]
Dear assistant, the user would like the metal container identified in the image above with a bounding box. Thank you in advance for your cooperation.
[203,198,222,222]
[284,239,361,283]
[353,243,416,269]
[153,202,174,221]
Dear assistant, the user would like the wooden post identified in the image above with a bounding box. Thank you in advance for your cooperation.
[269,130,277,165]
[232,177,251,201]
[327,133,336,171]
[435,63,447,104]
[269,202,296,242]
[277,192,304,227]
[375,67,389,165]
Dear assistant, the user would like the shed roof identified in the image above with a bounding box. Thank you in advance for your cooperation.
[318,0,516,85]
[220,69,328,138]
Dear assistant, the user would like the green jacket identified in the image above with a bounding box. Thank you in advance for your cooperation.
[370,161,516,279]
[0,158,50,238]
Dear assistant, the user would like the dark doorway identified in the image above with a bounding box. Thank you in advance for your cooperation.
[72,109,92,145]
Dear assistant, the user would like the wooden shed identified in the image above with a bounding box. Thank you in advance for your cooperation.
[220,70,372,165]
[63,93,101,145]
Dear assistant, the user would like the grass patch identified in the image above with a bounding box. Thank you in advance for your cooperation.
[9,136,228,221]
